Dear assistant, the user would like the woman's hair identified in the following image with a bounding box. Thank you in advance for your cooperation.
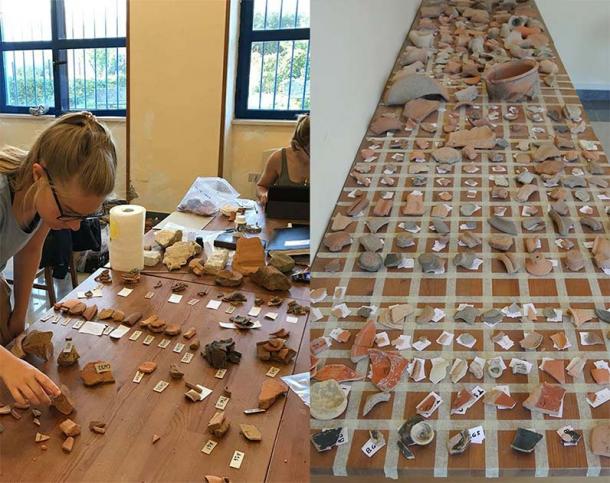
[291,114,310,155]
[0,111,117,205]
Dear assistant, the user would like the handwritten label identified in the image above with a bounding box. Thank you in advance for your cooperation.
[225,305,236,314]
[133,371,144,383]
[72,319,85,330]
[153,380,169,393]
[229,451,245,469]
[143,335,155,345]
[187,299,199,306]
[201,440,217,454]
[361,437,384,458]
[215,369,227,379]
[215,395,230,410]
[168,294,182,304]
[181,352,194,364]
[206,300,222,310]
[129,330,143,341]
[117,288,133,297]
[173,343,185,353]
[94,362,112,374]
[158,338,171,349]
[266,367,280,378]
[144,291,155,299]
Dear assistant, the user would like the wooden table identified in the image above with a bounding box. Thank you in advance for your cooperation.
[0,268,309,482]
[310,0,610,479]
[143,208,310,301]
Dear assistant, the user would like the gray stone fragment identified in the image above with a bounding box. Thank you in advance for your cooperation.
[550,201,569,216]
[574,189,590,202]
[562,175,586,188]
[454,253,476,269]
[522,217,545,232]
[516,171,536,185]
[482,309,504,325]
[595,308,610,323]
[549,210,572,236]
[589,176,608,188]
[460,203,480,217]
[384,253,401,268]
[358,252,383,272]
[367,219,389,234]
[396,234,415,248]
[488,215,518,235]
[431,147,461,164]
[359,234,384,252]
[362,392,392,417]
[418,253,443,273]
[454,306,479,325]
[431,218,450,235]
[581,217,603,231]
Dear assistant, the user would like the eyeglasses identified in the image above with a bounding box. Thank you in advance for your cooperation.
[42,166,103,221]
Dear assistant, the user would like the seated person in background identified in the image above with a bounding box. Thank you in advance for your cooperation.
[256,114,309,206]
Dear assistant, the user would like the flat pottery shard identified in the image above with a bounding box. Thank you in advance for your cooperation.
[310,379,347,420]
[358,252,383,272]
[138,361,157,374]
[516,184,537,202]
[51,385,75,416]
[418,253,443,273]
[450,359,468,383]
[373,199,393,217]
[568,308,594,327]
[591,423,610,457]
[384,253,400,268]
[488,235,514,251]
[517,171,536,185]
[523,383,566,415]
[366,218,388,233]
[240,423,262,441]
[208,411,230,437]
[362,392,392,417]
[314,364,364,383]
[402,98,440,122]
[524,238,539,253]
[311,428,343,452]
[482,309,504,325]
[460,203,479,217]
[14,330,54,361]
[323,231,352,252]
[454,306,478,325]
[396,234,415,248]
[581,217,603,232]
[359,234,384,252]
[522,217,545,232]
[59,418,81,437]
[403,192,425,216]
[448,430,472,455]
[488,216,518,235]
[498,253,520,274]
[549,210,571,236]
[378,304,414,329]
[512,428,543,453]
[566,249,585,271]
[455,85,478,103]
[534,159,564,176]
[429,358,449,384]
[368,349,408,392]
[346,196,369,216]
[259,378,289,410]
[416,305,435,324]
[459,232,481,248]
[469,358,485,379]
[454,253,476,270]
[519,332,543,351]
[431,147,462,164]
[447,126,496,149]
[370,116,402,135]
[533,142,561,162]
[81,361,115,387]
[351,320,376,362]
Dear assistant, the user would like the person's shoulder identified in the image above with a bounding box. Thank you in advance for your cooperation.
[266,149,283,168]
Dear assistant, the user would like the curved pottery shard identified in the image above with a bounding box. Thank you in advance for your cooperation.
[591,423,610,457]
[310,380,348,420]
[488,215,518,235]
[346,196,369,216]
[446,126,496,149]
[367,349,409,392]
[384,73,449,106]
[351,320,377,363]
[314,364,364,383]
[483,59,540,101]
[511,428,543,453]
[323,231,352,252]
[525,254,553,276]
[402,98,440,122]
[448,430,472,455]
[370,116,402,135]
[362,392,392,417]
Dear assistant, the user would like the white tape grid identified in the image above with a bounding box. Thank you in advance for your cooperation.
[311,2,610,479]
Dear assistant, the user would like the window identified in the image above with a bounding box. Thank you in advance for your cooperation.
[0,0,126,116]
[236,0,310,120]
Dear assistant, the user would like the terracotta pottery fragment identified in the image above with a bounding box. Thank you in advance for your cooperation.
[591,423,610,457]
[568,308,594,327]
[51,385,76,416]
[251,266,291,291]
[256,338,296,365]
[402,98,440,122]
[523,383,566,415]
[484,60,539,101]
[240,424,262,442]
[540,359,565,383]
[310,379,347,420]
[447,126,496,149]
[208,411,230,438]
[138,361,157,374]
[59,418,81,437]
[80,361,115,387]
[525,254,553,276]
[370,116,402,135]
[62,436,75,453]
[57,341,80,368]
[10,330,53,361]
[232,237,265,275]
[202,339,241,369]
[432,147,461,164]
[323,231,352,253]
[367,349,409,392]
[592,236,610,271]
[314,364,363,383]
[488,216,518,235]
[351,320,377,363]
[403,191,426,216]
[82,304,98,321]
[89,421,106,434]
[259,378,289,410]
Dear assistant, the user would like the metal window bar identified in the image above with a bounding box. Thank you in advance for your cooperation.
[236,0,309,120]
[0,0,126,115]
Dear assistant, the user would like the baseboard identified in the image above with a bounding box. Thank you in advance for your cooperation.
[576,89,610,101]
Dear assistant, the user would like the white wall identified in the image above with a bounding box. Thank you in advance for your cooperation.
[310,0,419,252]
[538,0,610,90]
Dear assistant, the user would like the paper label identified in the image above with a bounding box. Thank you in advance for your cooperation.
[187,298,199,306]
[129,330,143,341]
[143,335,155,345]
[102,325,114,336]
[265,312,278,320]
[62,341,74,353]
[40,313,53,322]
[133,371,144,383]
[153,380,169,393]
[95,362,112,374]
[117,288,133,297]
[469,425,485,444]
[109,325,131,339]
[215,368,227,379]
[215,395,230,410]
[168,294,182,304]
[173,343,185,353]
[361,437,385,458]
[266,367,280,377]
[225,305,236,314]
[230,451,245,469]
[248,307,262,317]
[61,318,70,326]
[201,440,217,454]
[158,338,171,349]
[144,291,155,299]
[286,315,299,324]
[206,300,222,310]
[181,352,194,364]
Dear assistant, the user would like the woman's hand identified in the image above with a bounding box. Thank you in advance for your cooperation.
[0,349,60,405]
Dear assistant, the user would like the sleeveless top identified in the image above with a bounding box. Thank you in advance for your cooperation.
[0,174,41,272]
[275,148,308,187]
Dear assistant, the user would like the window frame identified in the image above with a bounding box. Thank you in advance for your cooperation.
[0,0,126,116]
[235,0,310,120]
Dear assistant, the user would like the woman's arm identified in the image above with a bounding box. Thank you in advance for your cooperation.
[8,223,50,339]
[256,151,281,205]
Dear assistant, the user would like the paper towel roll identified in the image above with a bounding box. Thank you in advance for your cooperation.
[109,204,146,272]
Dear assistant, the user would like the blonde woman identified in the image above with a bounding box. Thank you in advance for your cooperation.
[256,114,310,206]
[0,111,117,406]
